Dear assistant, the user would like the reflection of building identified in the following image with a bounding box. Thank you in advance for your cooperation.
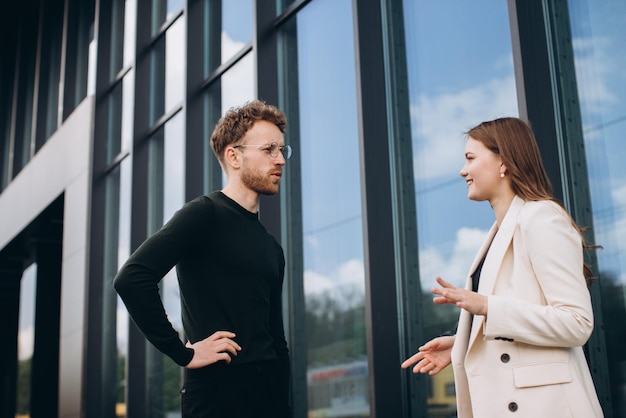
[426,365,456,418]
[1,0,626,417]
[308,361,370,418]
[307,360,457,418]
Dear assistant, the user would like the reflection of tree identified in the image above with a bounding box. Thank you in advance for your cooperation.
[305,286,460,366]
[162,355,181,412]
[598,271,626,416]
[306,287,367,366]
[420,291,459,342]
[16,357,31,414]
[115,353,181,412]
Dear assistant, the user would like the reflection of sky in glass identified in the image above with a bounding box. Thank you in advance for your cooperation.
[116,157,132,355]
[163,111,185,332]
[223,0,253,46]
[121,70,135,152]
[569,0,626,284]
[18,263,37,360]
[297,0,364,299]
[221,53,255,112]
[404,0,518,289]
[167,0,184,19]
[165,17,186,111]
[123,0,136,67]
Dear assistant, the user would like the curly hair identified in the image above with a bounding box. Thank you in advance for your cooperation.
[210,100,287,166]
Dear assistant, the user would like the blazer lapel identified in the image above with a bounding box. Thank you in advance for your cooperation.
[467,196,525,348]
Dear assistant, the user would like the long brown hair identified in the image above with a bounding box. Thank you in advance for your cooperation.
[466,117,598,287]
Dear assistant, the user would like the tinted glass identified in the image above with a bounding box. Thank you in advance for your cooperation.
[292,0,370,415]
[403,0,518,414]
[222,0,253,63]
[568,1,626,415]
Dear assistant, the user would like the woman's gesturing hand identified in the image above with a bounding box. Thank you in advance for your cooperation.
[432,276,488,316]
[401,335,455,375]
[185,331,242,369]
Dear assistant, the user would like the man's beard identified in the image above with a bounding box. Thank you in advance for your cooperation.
[241,166,280,195]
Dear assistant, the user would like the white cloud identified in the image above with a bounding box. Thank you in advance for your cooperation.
[572,37,620,116]
[609,185,626,282]
[18,326,34,360]
[419,227,489,290]
[411,75,518,180]
[304,259,365,308]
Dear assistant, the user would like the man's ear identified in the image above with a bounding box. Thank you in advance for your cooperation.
[224,147,240,169]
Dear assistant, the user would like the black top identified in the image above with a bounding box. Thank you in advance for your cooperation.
[113,192,289,374]
[472,253,487,293]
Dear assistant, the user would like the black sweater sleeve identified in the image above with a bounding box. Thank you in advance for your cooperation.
[113,198,211,366]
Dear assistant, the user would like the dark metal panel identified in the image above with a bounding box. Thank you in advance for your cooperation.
[185,0,223,199]
[123,1,153,416]
[32,237,63,418]
[352,0,403,416]
[256,0,282,237]
[508,0,564,200]
[83,0,115,416]
[274,14,307,418]
[381,0,429,415]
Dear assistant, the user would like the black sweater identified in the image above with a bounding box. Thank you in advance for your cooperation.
[113,191,290,377]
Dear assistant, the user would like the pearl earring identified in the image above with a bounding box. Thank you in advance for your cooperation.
[500,173,505,178]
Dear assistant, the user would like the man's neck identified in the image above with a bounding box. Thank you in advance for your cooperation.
[221,185,260,213]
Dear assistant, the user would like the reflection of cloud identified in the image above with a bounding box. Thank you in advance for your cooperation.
[116,301,129,355]
[610,185,626,282]
[221,32,256,110]
[166,18,186,110]
[18,326,34,360]
[222,31,246,63]
[419,227,488,289]
[304,259,365,308]
[573,37,619,116]
[412,75,518,180]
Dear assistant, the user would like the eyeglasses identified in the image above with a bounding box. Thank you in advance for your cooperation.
[233,142,292,160]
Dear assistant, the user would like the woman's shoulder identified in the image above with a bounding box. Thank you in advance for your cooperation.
[518,199,573,229]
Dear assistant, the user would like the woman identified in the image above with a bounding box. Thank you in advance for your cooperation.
[402,117,603,417]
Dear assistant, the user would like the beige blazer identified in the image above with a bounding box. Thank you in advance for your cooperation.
[450,196,603,417]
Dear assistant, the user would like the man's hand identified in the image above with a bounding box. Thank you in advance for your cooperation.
[401,335,455,375]
[185,331,242,369]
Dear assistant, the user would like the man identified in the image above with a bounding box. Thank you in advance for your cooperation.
[114,100,292,417]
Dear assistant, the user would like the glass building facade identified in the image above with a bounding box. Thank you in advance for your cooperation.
[0,0,625,417]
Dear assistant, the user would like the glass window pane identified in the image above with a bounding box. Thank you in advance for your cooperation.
[115,157,132,417]
[220,52,254,111]
[165,17,186,111]
[403,0,518,414]
[124,0,137,68]
[168,0,184,18]
[568,1,626,416]
[222,0,253,63]
[121,70,135,153]
[293,1,369,416]
[161,111,185,414]
[17,263,37,417]
[201,53,254,192]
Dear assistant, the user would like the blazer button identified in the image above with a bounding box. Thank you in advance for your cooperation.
[500,353,510,363]
[508,402,518,412]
